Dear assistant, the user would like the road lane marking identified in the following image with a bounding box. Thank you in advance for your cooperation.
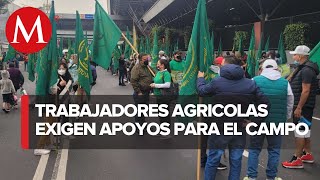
[54,140,69,180]
[51,150,61,180]
[33,154,49,180]
[312,117,320,121]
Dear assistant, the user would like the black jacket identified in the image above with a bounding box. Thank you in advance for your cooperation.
[290,60,319,108]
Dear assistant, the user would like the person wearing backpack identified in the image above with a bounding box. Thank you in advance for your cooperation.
[150,59,174,139]
[7,62,24,92]
[0,70,16,113]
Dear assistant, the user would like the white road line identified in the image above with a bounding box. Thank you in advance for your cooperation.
[312,117,320,121]
[51,150,62,180]
[55,140,69,180]
[33,154,50,180]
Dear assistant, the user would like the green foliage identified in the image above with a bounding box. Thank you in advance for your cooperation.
[283,22,311,50]
[208,19,215,32]
[233,31,249,49]
[183,26,192,49]
[149,26,187,50]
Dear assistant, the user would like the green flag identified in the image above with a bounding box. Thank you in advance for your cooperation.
[139,36,145,53]
[255,33,264,75]
[113,45,121,70]
[48,1,59,90]
[76,11,93,95]
[93,0,121,69]
[278,32,287,64]
[27,53,37,82]
[264,36,270,52]
[89,41,93,55]
[58,37,63,58]
[124,26,132,59]
[206,31,215,81]
[145,37,151,55]
[309,41,320,67]
[36,49,48,95]
[165,30,170,55]
[179,0,211,95]
[151,28,159,69]
[4,44,15,62]
[174,39,179,51]
[67,38,74,60]
[238,35,244,56]
[247,27,256,78]
[217,37,222,56]
[36,1,58,95]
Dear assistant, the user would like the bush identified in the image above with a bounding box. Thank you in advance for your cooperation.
[283,22,311,50]
[183,26,192,49]
[233,31,249,50]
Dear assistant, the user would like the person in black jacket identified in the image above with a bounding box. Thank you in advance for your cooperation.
[57,63,72,95]
[282,45,319,169]
[118,54,126,86]
[197,56,269,180]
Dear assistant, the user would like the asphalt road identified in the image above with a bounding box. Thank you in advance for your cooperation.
[0,62,319,180]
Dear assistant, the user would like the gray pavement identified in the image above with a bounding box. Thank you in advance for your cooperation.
[0,62,319,180]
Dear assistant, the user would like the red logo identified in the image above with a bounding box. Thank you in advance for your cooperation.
[5,7,52,54]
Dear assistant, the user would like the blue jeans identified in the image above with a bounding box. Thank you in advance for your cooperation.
[205,134,245,180]
[247,134,282,179]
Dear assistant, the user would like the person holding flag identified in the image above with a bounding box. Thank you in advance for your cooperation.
[198,56,269,180]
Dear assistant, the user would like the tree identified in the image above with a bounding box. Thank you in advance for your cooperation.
[0,0,13,14]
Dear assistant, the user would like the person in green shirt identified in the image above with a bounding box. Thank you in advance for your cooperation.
[169,51,185,87]
[150,59,172,139]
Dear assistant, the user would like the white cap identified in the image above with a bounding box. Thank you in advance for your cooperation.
[159,50,165,55]
[160,56,167,60]
[262,59,278,70]
[289,45,310,55]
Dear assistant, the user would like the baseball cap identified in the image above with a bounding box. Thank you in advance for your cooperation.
[262,59,278,70]
[215,56,224,65]
[159,50,165,55]
[289,45,310,55]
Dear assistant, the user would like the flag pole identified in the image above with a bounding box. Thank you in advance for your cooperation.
[121,33,155,77]
[197,97,203,180]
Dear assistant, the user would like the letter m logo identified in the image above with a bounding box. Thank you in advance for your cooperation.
[11,15,46,43]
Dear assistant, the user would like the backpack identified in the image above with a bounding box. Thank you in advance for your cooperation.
[160,72,179,102]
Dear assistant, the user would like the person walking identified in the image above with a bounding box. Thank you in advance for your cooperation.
[244,59,294,180]
[11,53,20,69]
[131,53,153,124]
[23,54,28,71]
[0,70,16,113]
[7,62,24,92]
[282,45,319,168]
[197,56,269,180]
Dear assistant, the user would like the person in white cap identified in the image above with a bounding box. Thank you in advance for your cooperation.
[282,45,319,169]
[158,50,166,59]
[244,59,293,180]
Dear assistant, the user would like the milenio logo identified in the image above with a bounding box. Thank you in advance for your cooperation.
[5,7,52,54]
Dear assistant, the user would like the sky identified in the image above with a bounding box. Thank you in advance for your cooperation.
[13,0,109,14]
